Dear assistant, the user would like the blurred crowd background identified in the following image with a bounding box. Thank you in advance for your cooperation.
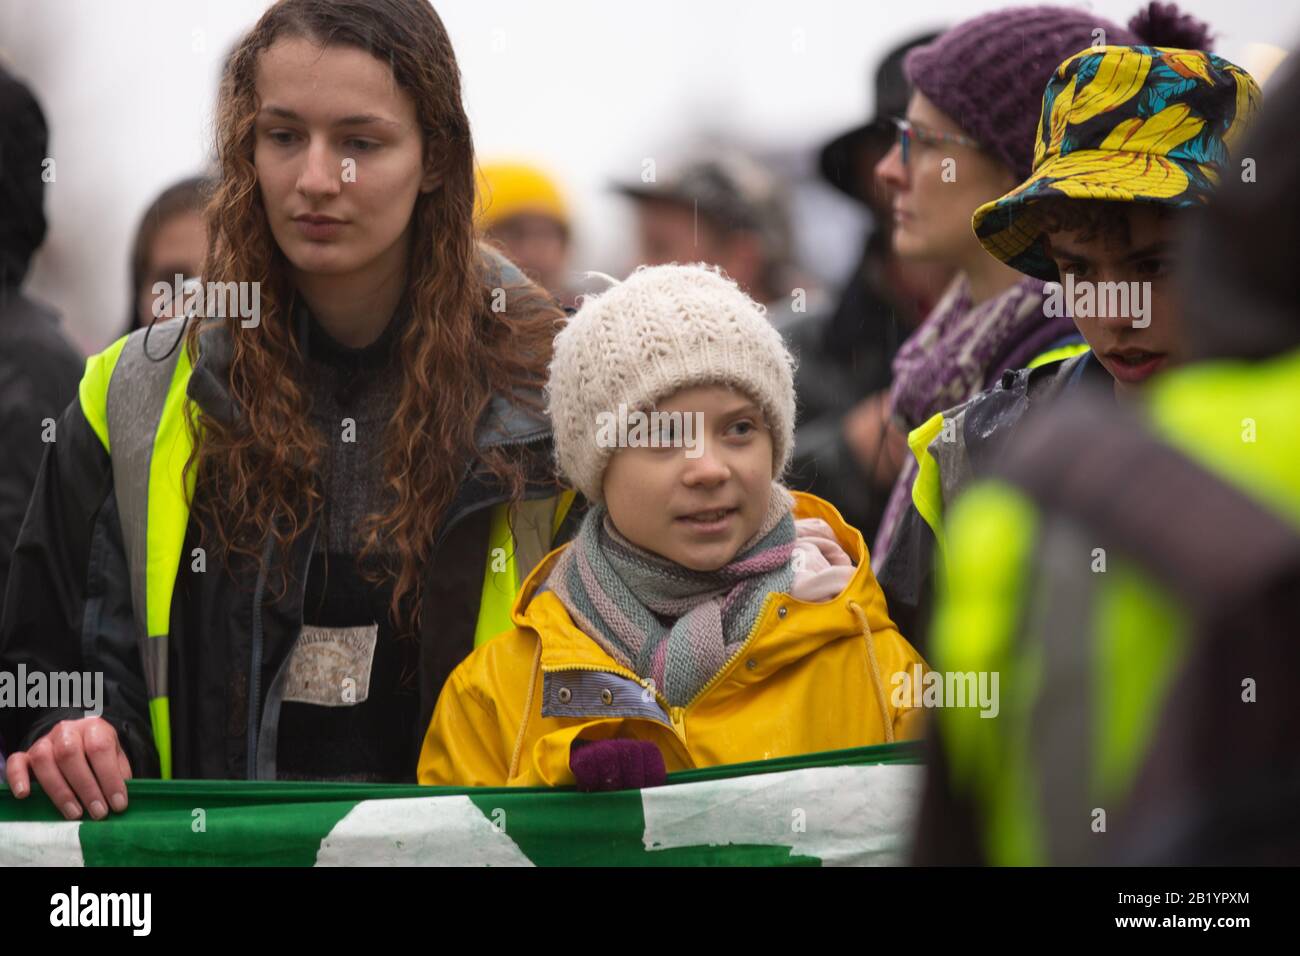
[2,0,1294,354]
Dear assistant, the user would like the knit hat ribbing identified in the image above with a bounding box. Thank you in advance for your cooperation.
[546,263,796,503]
[904,6,1140,181]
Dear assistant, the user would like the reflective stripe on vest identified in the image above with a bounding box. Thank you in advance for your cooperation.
[931,481,1047,864]
[1025,342,1090,371]
[474,489,576,648]
[82,317,194,780]
[81,317,571,776]
[78,336,129,452]
[907,412,947,564]
[935,348,1300,863]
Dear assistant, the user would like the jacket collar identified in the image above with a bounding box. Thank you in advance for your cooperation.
[475,387,550,449]
[513,490,883,676]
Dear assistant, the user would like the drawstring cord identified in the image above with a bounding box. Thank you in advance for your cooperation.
[848,600,895,743]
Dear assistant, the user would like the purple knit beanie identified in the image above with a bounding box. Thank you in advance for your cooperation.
[903,3,1213,181]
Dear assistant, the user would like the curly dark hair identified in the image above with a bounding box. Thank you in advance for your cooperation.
[187,0,563,629]
[1035,197,1180,251]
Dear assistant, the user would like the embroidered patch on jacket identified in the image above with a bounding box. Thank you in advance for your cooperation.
[282,624,378,706]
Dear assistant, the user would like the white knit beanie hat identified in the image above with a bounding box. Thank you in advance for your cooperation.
[546,263,797,503]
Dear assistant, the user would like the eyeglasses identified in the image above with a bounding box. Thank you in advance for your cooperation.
[890,116,983,165]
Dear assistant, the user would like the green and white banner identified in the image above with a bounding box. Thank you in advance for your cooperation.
[0,742,922,866]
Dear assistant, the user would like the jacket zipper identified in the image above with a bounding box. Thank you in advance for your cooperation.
[245,533,276,779]
[245,431,551,778]
[246,517,321,780]
[684,593,775,709]
[670,593,777,745]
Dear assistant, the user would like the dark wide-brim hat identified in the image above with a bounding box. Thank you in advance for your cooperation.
[818,31,941,205]
[973,45,1262,281]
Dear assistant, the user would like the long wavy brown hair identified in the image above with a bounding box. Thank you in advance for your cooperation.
[187,0,563,629]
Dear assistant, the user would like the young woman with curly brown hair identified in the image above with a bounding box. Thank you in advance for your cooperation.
[2,0,576,816]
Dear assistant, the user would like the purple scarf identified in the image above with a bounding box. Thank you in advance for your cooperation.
[889,273,1055,428]
[873,273,1071,566]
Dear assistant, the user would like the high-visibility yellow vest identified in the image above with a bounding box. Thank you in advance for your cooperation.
[906,343,1092,563]
[932,347,1300,864]
[78,318,573,778]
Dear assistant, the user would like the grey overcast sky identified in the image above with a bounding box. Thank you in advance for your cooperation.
[2,0,1295,350]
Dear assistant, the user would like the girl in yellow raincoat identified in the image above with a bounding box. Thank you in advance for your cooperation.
[419,264,928,790]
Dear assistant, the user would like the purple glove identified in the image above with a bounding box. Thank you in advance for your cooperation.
[569,738,667,792]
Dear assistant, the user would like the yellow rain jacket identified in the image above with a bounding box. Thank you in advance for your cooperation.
[418,491,928,787]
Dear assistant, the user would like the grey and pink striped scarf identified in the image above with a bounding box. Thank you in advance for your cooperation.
[547,484,797,707]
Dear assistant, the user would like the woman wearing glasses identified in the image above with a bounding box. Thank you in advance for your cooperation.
[868,3,1207,641]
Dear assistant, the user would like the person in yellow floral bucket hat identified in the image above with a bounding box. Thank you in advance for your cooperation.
[870,45,1261,656]
[972,45,1261,394]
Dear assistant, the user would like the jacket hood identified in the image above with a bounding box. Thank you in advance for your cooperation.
[511,490,884,673]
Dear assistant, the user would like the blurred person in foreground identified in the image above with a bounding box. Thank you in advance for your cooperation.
[0,66,83,651]
[914,56,1300,866]
[476,160,576,309]
[125,176,212,335]
[809,31,954,541]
